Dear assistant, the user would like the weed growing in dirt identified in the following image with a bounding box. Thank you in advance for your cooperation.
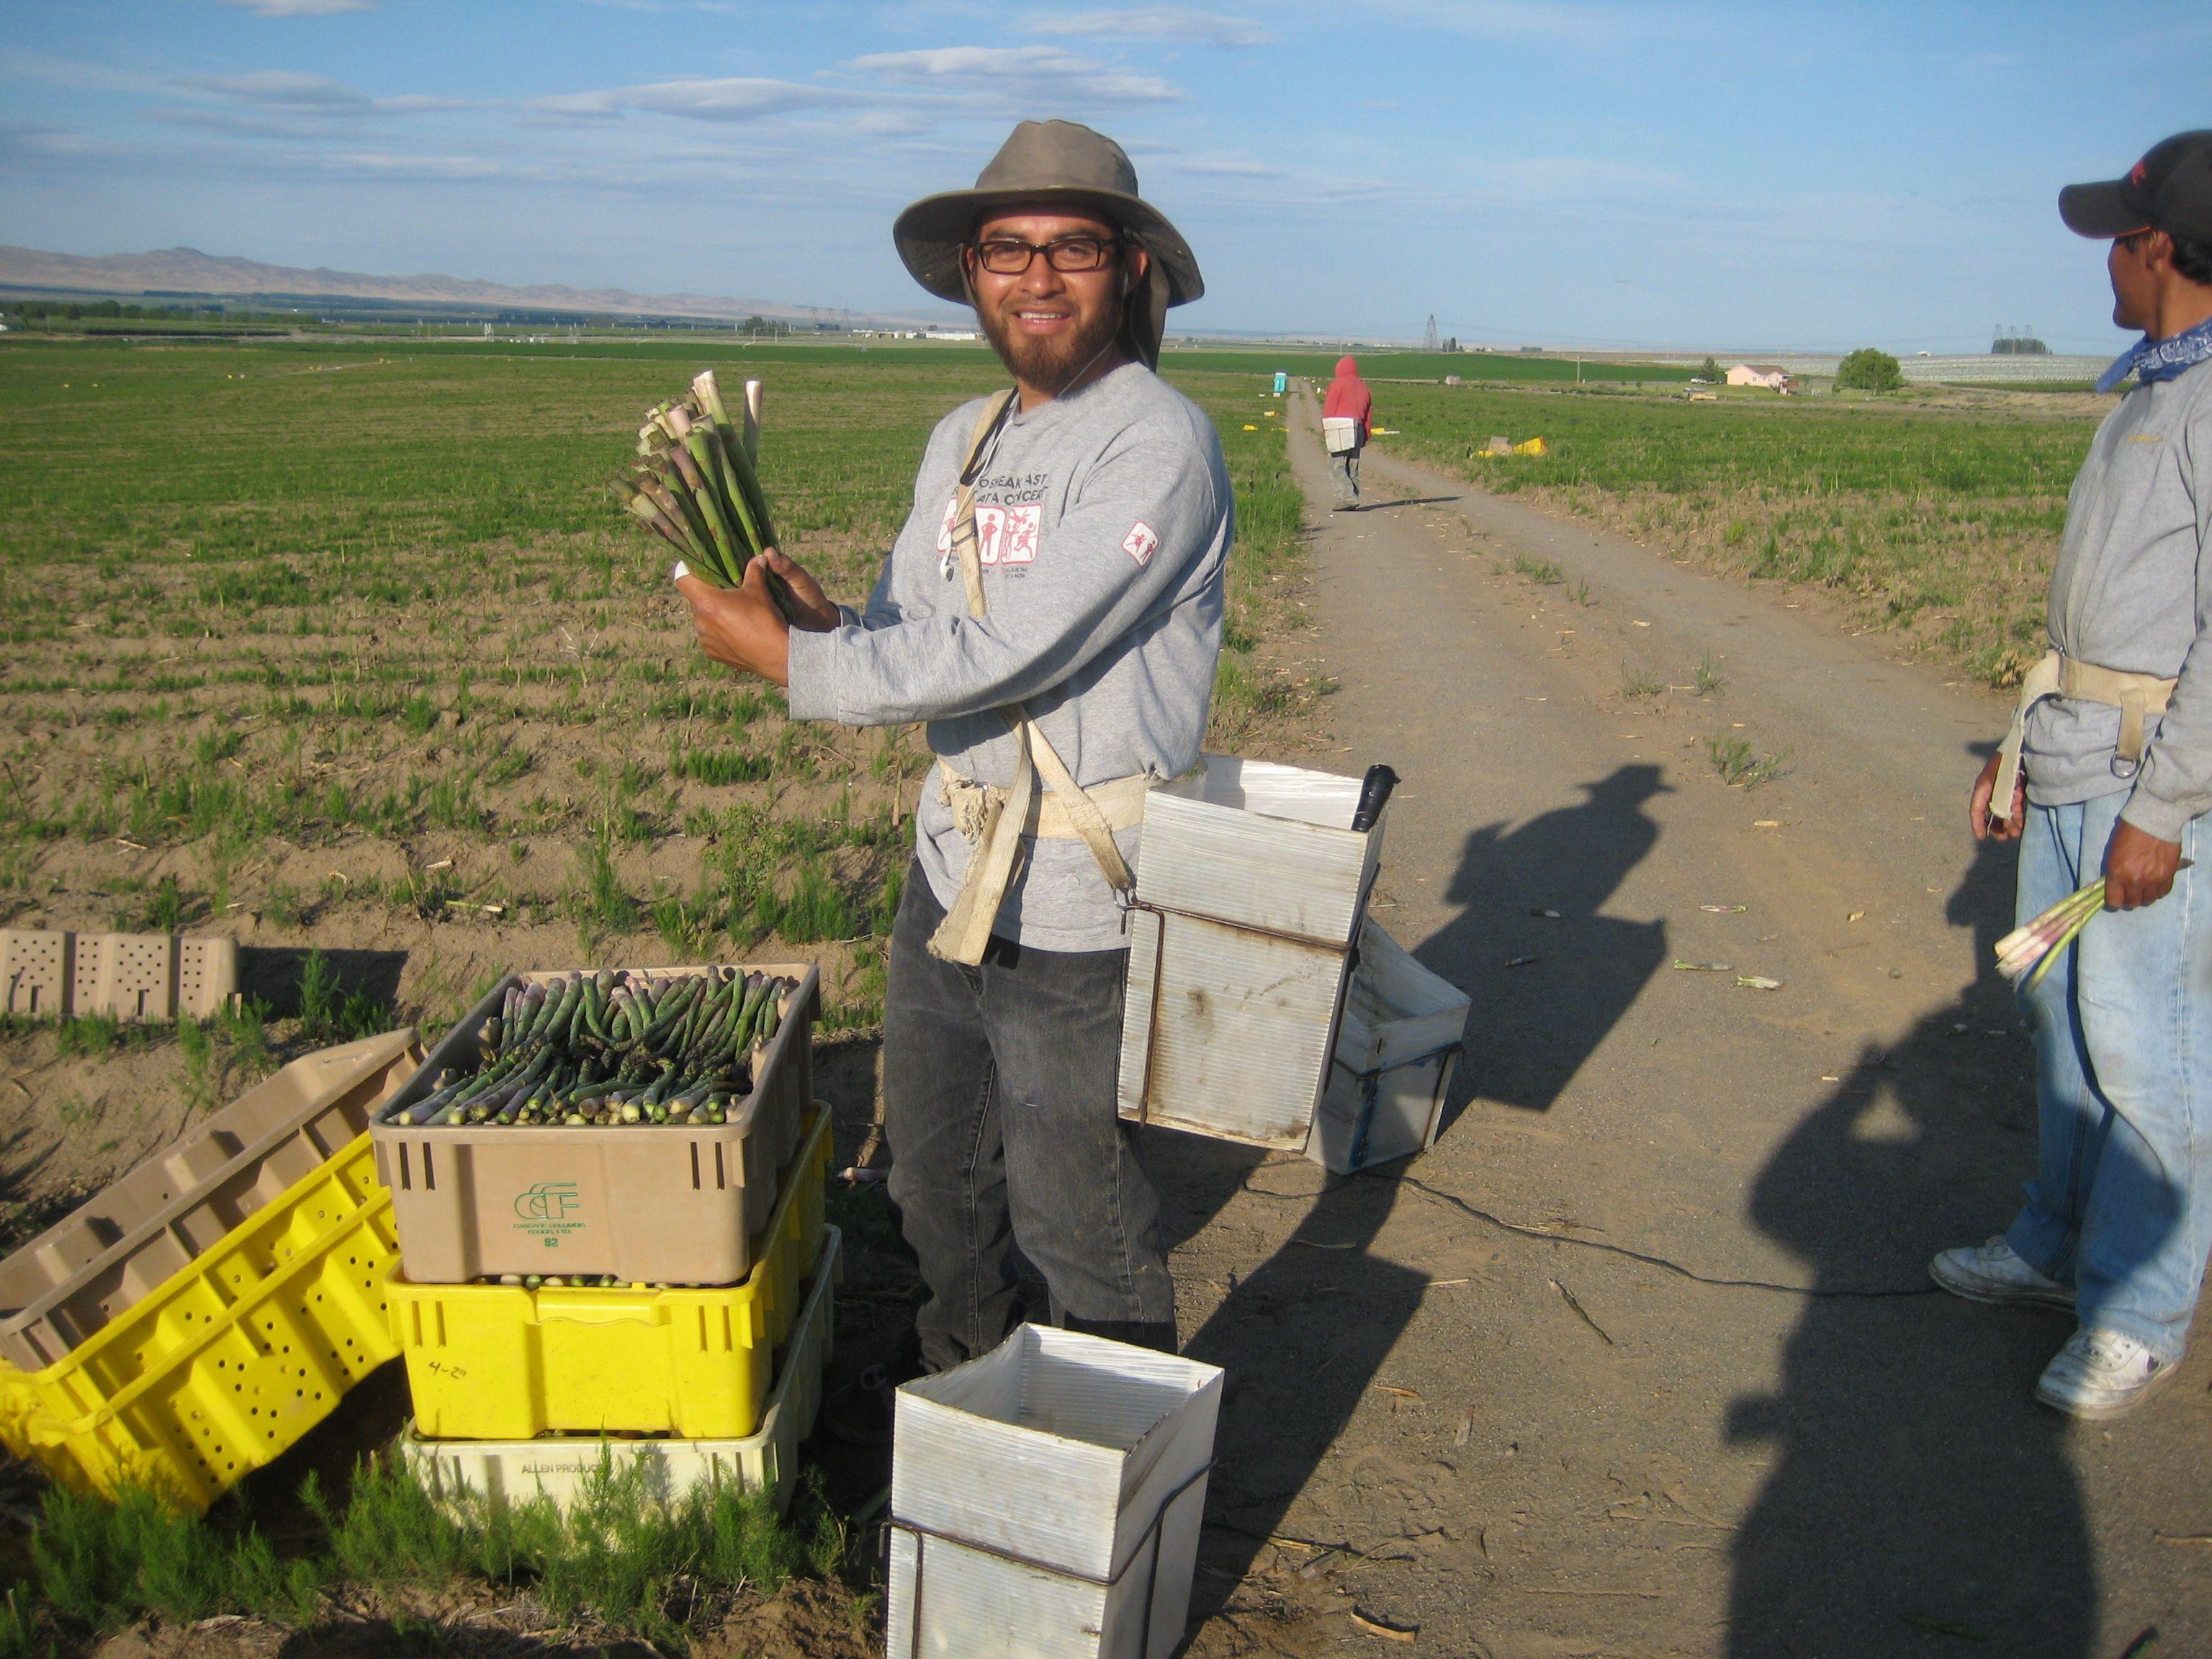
[9,1455,849,1653]
[297,950,389,1043]
[1619,663,1664,700]
[30,1485,321,1634]
[1511,553,1566,585]
[1693,652,1727,697]
[1706,732,1791,789]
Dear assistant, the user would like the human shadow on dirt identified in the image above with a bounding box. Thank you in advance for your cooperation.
[1425,763,1670,1115]
[1727,817,2103,1656]
[1173,1151,1428,1633]
[1161,765,1673,1632]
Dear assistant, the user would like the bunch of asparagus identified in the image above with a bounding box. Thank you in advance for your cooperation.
[390,968,799,1128]
[616,370,799,619]
[1995,880,2106,992]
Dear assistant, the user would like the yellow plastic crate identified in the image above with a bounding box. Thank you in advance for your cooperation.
[0,1136,399,1511]
[391,1107,830,1442]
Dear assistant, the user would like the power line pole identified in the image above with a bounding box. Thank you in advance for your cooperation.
[1424,314,1440,353]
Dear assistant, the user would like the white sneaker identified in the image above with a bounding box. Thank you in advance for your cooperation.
[2035,1328,2177,1421]
[1928,1238,2075,1310]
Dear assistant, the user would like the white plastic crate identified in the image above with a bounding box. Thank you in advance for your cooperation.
[887,1326,1223,1659]
[1321,415,1361,454]
[399,1226,840,1518]
[1305,920,1469,1174]
[1118,756,1385,1148]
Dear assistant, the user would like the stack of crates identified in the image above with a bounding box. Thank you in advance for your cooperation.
[374,961,837,1516]
[0,1031,426,1510]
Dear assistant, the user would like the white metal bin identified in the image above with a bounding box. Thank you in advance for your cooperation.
[886,1325,1224,1659]
[1305,921,1470,1174]
[1118,756,1386,1148]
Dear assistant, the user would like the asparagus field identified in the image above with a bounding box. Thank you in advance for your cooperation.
[0,336,1315,1200]
[1375,379,2105,688]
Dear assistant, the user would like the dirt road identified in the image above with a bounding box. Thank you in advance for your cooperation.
[1166,385,2212,1658]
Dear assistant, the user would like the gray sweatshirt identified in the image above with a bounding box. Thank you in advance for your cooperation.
[786,362,1231,950]
[2024,357,2212,840]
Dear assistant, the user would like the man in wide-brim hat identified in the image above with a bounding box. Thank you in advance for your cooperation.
[680,120,1231,1419]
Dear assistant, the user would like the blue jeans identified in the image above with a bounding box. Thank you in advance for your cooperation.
[882,863,1175,1372]
[2005,792,2212,1362]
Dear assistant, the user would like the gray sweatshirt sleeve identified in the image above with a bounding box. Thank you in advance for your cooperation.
[785,426,1220,727]
[2122,405,2212,841]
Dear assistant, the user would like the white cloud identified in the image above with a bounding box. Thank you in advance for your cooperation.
[531,76,848,123]
[181,70,373,109]
[1024,9,1273,48]
[846,45,1183,103]
[217,0,376,15]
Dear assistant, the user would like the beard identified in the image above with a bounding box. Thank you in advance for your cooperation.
[976,291,1125,395]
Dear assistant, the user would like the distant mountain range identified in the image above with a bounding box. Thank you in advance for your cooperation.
[0,244,940,326]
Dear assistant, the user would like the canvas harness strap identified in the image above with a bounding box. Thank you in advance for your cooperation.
[927,389,1148,964]
[1992,648,2177,822]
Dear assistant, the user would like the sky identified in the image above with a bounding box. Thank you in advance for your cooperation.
[2,1,2208,353]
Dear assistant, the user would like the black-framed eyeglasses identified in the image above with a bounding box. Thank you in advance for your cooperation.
[968,234,1125,276]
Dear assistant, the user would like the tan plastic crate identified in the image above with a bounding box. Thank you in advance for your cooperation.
[4,930,236,1022]
[2,931,73,1018]
[371,961,817,1286]
[0,1029,423,1371]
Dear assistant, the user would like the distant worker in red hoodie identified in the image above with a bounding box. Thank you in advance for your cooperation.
[1321,355,1374,510]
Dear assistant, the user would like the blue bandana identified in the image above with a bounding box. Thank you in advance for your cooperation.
[2098,314,2212,393]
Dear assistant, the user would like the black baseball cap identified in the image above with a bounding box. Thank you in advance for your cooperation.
[2060,130,2212,242]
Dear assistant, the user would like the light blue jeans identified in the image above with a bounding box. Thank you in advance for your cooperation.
[2005,791,2212,1362]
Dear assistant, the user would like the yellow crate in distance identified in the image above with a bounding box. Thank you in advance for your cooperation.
[392,1107,830,1442]
[0,1136,400,1511]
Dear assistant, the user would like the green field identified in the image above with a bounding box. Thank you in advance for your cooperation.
[1375,379,2104,685]
[0,336,1310,1038]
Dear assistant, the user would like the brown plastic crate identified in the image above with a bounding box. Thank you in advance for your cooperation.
[0,1028,423,1371]
[370,961,817,1287]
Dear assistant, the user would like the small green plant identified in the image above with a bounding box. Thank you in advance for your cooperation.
[264,882,306,928]
[1568,577,1595,606]
[568,840,639,947]
[1619,662,1664,699]
[1511,553,1565,585]
[299,950,390,1043]
[399,693,439,738]
[1706,732,1791,788]
[53,1012,122,1059]
[1692,651,1727,697]
[674,747,770,787]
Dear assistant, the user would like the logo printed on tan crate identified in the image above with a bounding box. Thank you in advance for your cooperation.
[514,1180,587,1247]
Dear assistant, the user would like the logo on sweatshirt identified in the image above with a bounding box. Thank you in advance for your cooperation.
[1123,521,1160,567]
[935,495,1040,568]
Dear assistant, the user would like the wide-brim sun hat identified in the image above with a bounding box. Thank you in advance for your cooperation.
[894,120,1203,367]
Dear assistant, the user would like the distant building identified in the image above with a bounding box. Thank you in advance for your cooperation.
[1726,363,1793,392]
[924,329,979,341]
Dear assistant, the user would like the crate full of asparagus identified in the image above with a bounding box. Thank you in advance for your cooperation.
[370,963,817,1286]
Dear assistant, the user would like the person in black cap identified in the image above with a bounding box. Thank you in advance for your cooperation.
[678,121,1231,1434]
[1936,131,2212,1419]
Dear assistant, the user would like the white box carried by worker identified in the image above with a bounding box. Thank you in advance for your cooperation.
[1305,920,1470,1173]
[1117,756,1393,1148]
[1321,415,1362,454]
